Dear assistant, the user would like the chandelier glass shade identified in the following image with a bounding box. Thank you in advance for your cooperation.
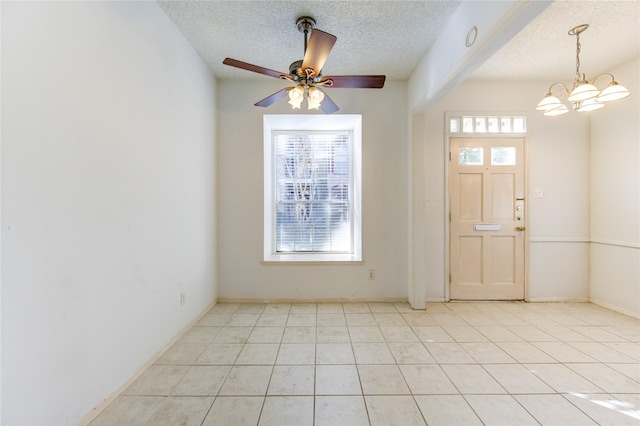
[537,24,630,117]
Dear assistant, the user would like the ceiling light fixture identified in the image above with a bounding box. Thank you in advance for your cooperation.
[536,24,631,117]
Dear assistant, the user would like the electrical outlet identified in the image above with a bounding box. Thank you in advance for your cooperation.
[180,292,186,305]
[368,269,375,280]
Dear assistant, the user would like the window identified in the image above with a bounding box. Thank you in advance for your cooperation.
[264,115,362,262]
[449,115,526,134]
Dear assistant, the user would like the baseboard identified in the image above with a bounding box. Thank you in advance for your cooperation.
[217,297,408,304]
[590,297,640,320]
[527,297,590,303]
[78,298,218,426]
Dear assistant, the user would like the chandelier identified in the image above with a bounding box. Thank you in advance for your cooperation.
[536,24,631,116]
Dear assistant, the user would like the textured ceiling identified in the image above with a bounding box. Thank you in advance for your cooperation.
[472,0,640,81]
[158,0,461,80]
[158,0,639,84]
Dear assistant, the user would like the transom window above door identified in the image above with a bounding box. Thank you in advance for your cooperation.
[449,116,526,134]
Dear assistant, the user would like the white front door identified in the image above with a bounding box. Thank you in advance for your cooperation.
[450,137,526,300]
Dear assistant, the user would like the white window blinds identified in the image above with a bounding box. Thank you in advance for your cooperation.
[273,131,353,253]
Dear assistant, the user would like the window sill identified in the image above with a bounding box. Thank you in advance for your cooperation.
[262,253,363,265]
[261,260,365,266]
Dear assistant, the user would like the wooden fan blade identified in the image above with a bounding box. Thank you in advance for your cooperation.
[301,29,337,77]
[223,58,287,79]
[322,75,386,89]
[255,88,293,107]
[319,89,339,114]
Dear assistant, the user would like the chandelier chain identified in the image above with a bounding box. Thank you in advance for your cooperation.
[575,32,582,82]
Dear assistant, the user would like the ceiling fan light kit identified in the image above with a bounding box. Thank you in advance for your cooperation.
[537,24,630,117]
[223,16,385,114]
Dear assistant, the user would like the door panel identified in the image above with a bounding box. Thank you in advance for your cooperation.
[450,137,526,300]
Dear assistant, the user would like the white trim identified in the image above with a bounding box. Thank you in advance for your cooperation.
[530,237,591,243]
[590,239,640,249]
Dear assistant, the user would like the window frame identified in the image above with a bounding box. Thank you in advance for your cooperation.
[263,114,362,263]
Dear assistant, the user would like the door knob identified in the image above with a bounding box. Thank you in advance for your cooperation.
[516,226,526,232]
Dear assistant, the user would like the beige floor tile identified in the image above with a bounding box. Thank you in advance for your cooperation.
[515,394,598,425]
[316,365,362,395]
[281,326,315,343]
[415,395,482,425]
[441,364,506,394]
[533,341,598,362]
[195,343,243,365]
[317,326,350,343]
[276,343,316,364]
[346,313,377,326]
[352,343,396,364]
[218,366,272,395]
[286,313,317,326]
[208,303,239,314]
[226,313,260,326]
[399,365,457,394]
[315,395,369,426]
[155,342,206,365]
[442,325,489,342]
[247,326,284,343]
[460,342,517,364]
[562,393,640,426]
[290,303,317,313]
[258,396,314,426]
[373,313,407,326]
[464,395,538,425]
[90,396,164,425]
[316,313,346,326]
[144,396,213,426]
[256,313,289,326]
[368,302,398,313]
[316,343,355,364]
[177,326,222,344]
[267,365,315,395]
[172,365,230,396]
[235,304,266,314]
[262,303,291,314]
[483,364,554,394]
[423,342,476,364]
[566,363,640,393]
[358,365,410,394]
[365,395,426,426]
[505,325,557,341]
[496,341,557,363]
[473,325,523,342]
[342,303,371,313]
[524,363,605,393]
[211,326,253,344]
[568,341,638,362]
[123,365,189,396]
[235,343,279,365]
[402,313,437,326]
[316,303,344,313]
[197,313,231,327]
[411,326,454,342]
[348,326,385,342]
[379,326,419,342]
[201,396,263,425]
[388,342,437,364]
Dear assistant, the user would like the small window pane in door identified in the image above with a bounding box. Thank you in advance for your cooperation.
[459,147,483,165]
[487,117,499,133]
[500,117,512,133]
[513,117,526,133]
[475,117,486,132]
[450,118,460,133]
[462,117,474,133]
[491,147,516,165]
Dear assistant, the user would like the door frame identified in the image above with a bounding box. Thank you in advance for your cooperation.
[444,112,530,301]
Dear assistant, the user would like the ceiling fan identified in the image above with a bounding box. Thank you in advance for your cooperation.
[223,16,385,114]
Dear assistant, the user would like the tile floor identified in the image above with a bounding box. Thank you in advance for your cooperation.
[90,302,640,425]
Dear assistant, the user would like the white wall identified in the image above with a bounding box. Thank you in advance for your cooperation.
[413,80,592,302]
[1,2,217,424]
[590,58,640,318]
[217,79,408,301]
